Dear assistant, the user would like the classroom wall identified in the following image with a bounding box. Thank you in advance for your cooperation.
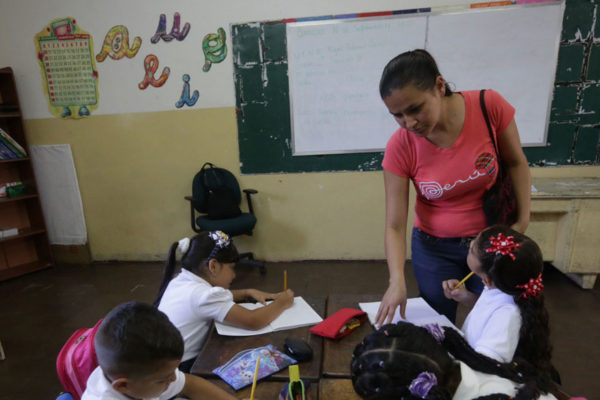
[5,0,600,262]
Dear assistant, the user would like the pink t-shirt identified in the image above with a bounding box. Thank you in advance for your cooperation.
[382,90,515,238]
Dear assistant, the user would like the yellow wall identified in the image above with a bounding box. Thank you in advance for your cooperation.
[24,108,600,261]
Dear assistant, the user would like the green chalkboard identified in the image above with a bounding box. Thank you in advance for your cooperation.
[232,2,599,174]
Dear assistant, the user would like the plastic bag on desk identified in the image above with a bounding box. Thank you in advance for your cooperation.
[212,344,296,390]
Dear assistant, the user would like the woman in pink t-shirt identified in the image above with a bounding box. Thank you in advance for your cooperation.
[374,49,531,326]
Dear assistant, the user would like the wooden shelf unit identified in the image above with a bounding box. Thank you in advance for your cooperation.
[0,67,52,280]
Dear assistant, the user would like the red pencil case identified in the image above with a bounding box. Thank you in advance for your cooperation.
[309,308,366,339]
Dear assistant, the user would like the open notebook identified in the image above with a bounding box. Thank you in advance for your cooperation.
[359,297,460,332]
[215,296,323,336]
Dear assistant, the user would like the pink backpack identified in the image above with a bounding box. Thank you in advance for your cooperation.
[56,319,103,400]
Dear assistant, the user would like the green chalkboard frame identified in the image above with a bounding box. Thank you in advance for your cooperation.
[232,3,599,174]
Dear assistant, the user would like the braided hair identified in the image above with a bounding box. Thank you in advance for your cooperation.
[351,322,555,400]
[475,225,553,376]
[153,231,239,306]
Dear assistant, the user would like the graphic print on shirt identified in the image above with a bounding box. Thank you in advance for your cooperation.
[418,152,497,200]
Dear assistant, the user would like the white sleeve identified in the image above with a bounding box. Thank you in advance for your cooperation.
[159,369,186,399]
[194,286,235,323]
[472,305,521,362]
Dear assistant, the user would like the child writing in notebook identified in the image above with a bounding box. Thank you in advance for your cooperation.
[155,230,294,372]
[83,301,241,400]
[442,225,553,378]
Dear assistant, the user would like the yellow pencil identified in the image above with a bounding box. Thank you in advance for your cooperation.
[454,271,474,289]
[250,356,260,400]
[284,269,287,291]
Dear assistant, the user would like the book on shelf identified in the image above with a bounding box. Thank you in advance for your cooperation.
[0,128,26,158]
[0,227,19,239]
[214,296,323,336]
[0,141,18,159]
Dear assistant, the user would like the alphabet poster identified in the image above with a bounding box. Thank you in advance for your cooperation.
[34,17,99,119]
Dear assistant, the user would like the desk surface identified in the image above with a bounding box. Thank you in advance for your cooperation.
[322,294,378,378]
[191,296,326,381]
[319,378,361,400]
[209,378,318,399]
[532,177,600,199]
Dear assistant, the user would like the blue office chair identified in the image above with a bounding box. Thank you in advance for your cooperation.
[185,163,265,273]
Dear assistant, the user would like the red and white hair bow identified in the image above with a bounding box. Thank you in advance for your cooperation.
[515,273,544,298]
[485,233,521,261]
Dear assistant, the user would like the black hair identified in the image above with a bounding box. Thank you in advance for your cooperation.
[95,301,184,378]
[153,231,239,306]
[351,322,557,400]
[475,225,553,376]
[379,49,453,99]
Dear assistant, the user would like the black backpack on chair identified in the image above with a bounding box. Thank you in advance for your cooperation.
[194,162,241,220]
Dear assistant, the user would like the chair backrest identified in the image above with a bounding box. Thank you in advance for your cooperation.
[192,163,242,213]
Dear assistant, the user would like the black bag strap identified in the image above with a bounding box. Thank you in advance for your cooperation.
[200,162,223,189]
[479,89,499,158]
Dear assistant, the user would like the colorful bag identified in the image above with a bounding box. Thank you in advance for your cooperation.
[213,345,296,390]
[56,319,103,400]
[480,90,518,227]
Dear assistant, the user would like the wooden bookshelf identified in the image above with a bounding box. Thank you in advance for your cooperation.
[0,67,52,280]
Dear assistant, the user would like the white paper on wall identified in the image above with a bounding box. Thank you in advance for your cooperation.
[29,144,87,245]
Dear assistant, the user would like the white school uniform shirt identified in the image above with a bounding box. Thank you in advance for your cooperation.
[454,361,557,399]
[158,269,235,362]
[82,366,185,400]
[461,286,521,363]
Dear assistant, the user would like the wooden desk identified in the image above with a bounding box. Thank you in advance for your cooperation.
[530,177,600,288]
[209,378,318,399]
[319,379,361,400]
[191,296,326,381]
[321,294,378,378]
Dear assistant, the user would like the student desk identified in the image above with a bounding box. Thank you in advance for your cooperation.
[208,378,318,399]
[529,177,600,288]
[319,378,362,400]
[321,294,377,378]
[190,296,326,381]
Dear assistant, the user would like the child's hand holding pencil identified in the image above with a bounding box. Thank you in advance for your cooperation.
[442,272,479,307]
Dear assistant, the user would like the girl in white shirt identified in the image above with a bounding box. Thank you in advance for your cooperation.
[155,230,294,372]
[442,225,554,381]
[351,322,561,400]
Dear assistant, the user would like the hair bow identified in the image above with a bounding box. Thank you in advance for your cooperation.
[515,272,544,299]
[206,230,231,265]
[409,371,437,399]
[485,233,521,261]
[423,323,445,343]
[177,237,190,254]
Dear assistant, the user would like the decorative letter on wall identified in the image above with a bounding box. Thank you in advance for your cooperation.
[34,17,99,119]
[175,74,199,108]
[96,25,142,62]
[202,27,227,72]
[138,54,170,89]
[150,12,190,43]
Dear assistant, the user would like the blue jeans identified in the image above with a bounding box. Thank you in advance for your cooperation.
[411,227,484,323]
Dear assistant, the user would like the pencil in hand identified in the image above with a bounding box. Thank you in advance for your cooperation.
[454,271,474,289]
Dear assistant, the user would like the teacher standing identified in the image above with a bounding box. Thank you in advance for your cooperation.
[375,49,531,326]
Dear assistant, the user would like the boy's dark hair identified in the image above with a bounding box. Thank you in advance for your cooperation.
[95,301,183,378]
[351,322,556,400]
[475,225,553,376]
[154,231,239,306]
[379,49,453,99]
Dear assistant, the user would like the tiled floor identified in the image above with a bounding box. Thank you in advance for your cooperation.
[0,261,598,399]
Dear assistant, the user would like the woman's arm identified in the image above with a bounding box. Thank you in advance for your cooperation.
[223,289,294,330]
[375,170,410,326]
[497,119,531,233]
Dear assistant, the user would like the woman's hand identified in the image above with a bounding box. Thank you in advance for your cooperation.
[510,219,529,234]
[442,279,478,307]
[245,289,277,305]
[375,280,407,328]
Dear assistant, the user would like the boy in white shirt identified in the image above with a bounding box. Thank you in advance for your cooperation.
[82,301,240,400]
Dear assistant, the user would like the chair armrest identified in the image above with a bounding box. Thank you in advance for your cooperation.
[243,189,258,195]
[184,196,195,201]
[185,196,202,233]
[242,189,258,215]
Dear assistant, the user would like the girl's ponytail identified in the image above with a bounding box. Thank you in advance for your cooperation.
[153,241,180,307]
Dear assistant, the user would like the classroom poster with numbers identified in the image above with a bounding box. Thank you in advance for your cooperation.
[34,17,99,119]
